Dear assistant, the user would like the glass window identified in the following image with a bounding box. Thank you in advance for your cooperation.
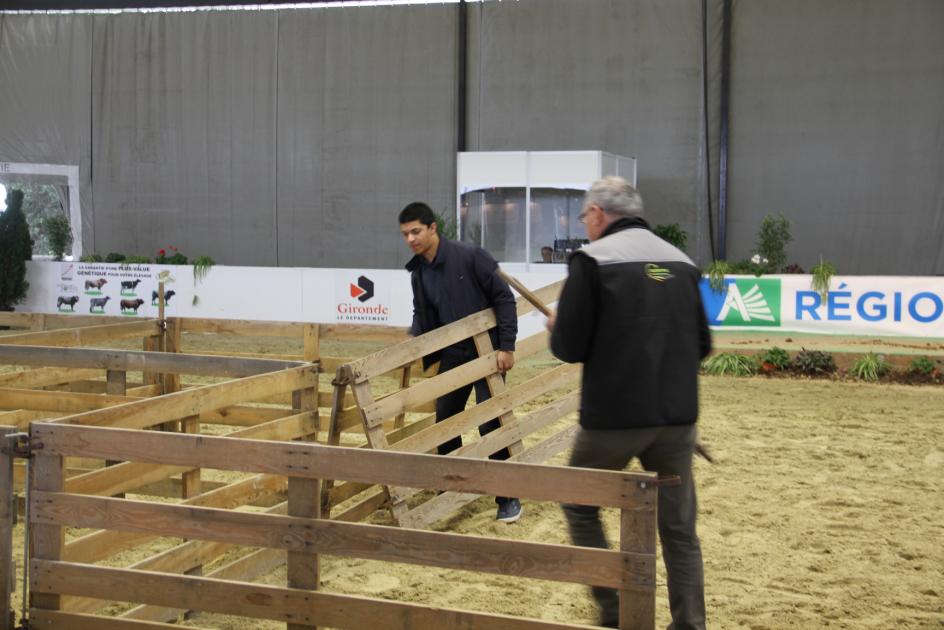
[530,188,589,263]
[460,187,526,263]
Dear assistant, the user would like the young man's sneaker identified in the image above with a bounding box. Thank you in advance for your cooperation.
[496,498,522,523]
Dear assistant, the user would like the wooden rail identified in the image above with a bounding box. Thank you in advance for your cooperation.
[326,280,573,528]
[22,423,659,630]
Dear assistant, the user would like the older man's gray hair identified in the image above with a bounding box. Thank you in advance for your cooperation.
[585,175,644,218]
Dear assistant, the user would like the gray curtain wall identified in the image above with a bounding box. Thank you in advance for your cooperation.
[468,0,714,264]
[275,5,457,269]
[1,1,942,273]
[727,0,944,274]
[0,14,93,242]
[90,10,279,265]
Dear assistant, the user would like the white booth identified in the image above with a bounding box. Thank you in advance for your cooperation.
[456,151,637,272]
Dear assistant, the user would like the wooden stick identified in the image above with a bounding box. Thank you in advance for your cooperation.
[496,269,552,316]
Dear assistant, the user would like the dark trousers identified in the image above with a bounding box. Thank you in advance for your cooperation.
[563,424,706,630]
[435,352,511,502]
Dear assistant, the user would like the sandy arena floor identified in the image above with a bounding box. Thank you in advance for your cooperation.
[2,331,942,628]
[183,356,944,629]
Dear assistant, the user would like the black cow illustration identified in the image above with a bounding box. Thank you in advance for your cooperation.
[84,278,108,291]
[120,298,145,313]
[121,279,143,291]
[152,290,176,305]
[89,296,111,312]
[57,296,80,311]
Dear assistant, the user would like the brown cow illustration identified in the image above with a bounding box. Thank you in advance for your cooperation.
[84,278,108,291]
[120,298,145,313]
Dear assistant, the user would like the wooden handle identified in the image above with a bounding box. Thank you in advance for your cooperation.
[496,269,553,317]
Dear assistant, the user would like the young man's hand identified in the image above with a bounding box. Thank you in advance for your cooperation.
[497,350,515,374]
[544,308,557,332]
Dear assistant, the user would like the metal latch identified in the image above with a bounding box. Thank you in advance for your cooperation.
[4,433,37,459]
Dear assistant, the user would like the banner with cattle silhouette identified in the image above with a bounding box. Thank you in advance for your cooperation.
[51,262,180,318]
[22,262,561,338]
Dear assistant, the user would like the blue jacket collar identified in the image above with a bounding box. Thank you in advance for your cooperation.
[406,236,451,272]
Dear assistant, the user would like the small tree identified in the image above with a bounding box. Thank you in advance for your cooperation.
[42,213,73,261]
[754,214,791,273]
[0,189,34,310]
[433,209,457,241]
[653,223,688,251]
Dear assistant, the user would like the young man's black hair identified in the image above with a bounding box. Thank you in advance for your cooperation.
[398,201,437,227]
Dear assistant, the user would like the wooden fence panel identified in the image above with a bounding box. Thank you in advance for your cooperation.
[24,421,658,630]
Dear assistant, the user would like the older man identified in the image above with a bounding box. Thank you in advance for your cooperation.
[546,176,711,629]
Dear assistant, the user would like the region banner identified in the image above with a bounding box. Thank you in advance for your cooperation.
[700,275,944,338]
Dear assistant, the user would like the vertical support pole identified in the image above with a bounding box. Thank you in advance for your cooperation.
[350,379,410,524]
[303,324,320,363]
[288,385,320,630]
[104,371,127,494]
[29,434,65,617]
[303,323,322,441]
[471,332,523,456]
[105,369,126,396]
[165,319,200,498]
[393,364,412,430]
[618,483,658,630]
[717,0,733,260]
[180,415,201,499]
[0,427,16,630]
[319,379,347,516]
[157,281,166,331]
[160,317,182,430]
[162,318,182,398]
[142,334,161,388]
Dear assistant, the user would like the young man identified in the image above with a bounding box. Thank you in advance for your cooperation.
[398,201,521,523]
[546,177,711,629]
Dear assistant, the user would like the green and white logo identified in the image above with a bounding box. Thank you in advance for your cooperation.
[708,278,782,326]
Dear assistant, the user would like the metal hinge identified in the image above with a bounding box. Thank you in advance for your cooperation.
[4,433,38,459]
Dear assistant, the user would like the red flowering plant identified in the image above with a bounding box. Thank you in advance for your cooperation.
[155,246,188,265]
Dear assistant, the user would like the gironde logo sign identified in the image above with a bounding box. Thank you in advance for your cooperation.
[700,278,782,327]
[349,275,374,302]
[337,273,389,323]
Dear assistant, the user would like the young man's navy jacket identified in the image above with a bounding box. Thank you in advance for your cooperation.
[405,237,518,369]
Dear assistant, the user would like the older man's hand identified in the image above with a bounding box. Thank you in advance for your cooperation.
[497,350,515,374]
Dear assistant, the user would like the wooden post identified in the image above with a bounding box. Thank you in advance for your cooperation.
[471,332,523,456]
[351,380,410,524]
[142,334,161,387]
[157,281,166,328]
[0,427,15,630]
[320,379,347,516]
[162,318,183,397]
[618,483,658,630]
[393,364,412,430]
[303,324,320,363]
[105,369,126,396]
[288,385,320,630]
[29,433,65,616]
[104,371,127,494]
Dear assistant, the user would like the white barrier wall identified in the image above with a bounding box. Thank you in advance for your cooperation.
[18,262,944,339]
[19,261,564,339]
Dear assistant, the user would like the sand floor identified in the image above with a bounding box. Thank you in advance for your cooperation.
[2,332,943,628]
[179,372,944,629]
